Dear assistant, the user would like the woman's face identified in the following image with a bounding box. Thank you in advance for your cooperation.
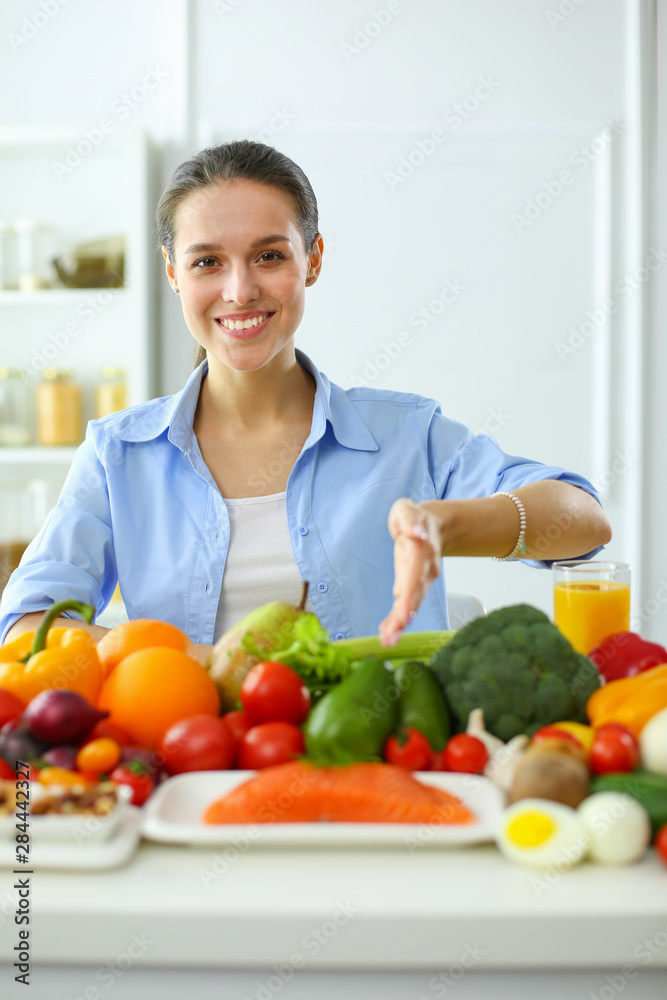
[164,178,322,373]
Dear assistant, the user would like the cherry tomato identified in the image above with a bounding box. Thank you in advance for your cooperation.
[75,737,122,775]
[237,721,305,770]
[220,709,252,745]
[0,689,26,729]
[110,762,155,805]
[160,715,236,776]
[590,723,639,774]
[240,662,311,725]
[384,727,432,771]
[0,758,15,779]
[655,824,667,866]
[443,734,489,774]
[82,719,132,747]
[38,766,92,787]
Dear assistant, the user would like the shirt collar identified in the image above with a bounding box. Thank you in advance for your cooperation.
[113,350,378,453]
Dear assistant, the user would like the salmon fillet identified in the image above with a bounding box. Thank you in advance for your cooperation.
[202,761,474,825]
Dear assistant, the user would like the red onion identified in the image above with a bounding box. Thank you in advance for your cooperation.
[23,690,108,746]
[41,744,80,770]
[0,719,48,766]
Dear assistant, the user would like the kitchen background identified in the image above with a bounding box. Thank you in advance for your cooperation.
[0,0,665,639]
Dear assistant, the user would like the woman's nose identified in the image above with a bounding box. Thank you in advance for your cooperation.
[221,265,259,305]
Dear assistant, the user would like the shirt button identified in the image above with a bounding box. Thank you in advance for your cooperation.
[334,632,346,641]
[316,581,328,593]
[298,525,308,536]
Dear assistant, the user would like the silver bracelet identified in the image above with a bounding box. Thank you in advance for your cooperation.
[491,491,527,561]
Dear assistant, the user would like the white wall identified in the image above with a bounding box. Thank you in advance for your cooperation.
[1,0,664,637]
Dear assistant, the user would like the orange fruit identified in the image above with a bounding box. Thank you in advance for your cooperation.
[97,619,190,678]
[98,646,220,750]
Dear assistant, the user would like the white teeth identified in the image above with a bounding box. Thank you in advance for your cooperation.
[219,313,268,330]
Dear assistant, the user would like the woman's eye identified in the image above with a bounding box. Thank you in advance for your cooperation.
[193,256,219,268]
[257,250,285,263]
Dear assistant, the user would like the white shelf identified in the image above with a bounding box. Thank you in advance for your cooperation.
[0,446,78,463]
[0,288,126,304]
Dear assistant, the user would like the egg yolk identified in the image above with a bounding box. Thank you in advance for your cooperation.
[506,811,557,848]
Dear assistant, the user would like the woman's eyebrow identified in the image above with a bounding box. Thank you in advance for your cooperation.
[183,235,290,255]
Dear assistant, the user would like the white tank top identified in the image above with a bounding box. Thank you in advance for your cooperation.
[214,491,312,639]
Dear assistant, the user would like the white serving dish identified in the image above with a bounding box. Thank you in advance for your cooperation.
[142,770,505,848]
[0,806,143,870]
[0,782,133,845]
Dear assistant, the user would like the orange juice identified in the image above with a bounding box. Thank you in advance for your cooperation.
[553,581,630,654]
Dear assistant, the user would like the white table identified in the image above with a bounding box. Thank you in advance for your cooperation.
[2,838,667,1000]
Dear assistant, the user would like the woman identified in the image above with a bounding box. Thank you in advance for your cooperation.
[0,141,611,658]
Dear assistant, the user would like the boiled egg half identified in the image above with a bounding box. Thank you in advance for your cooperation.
[496,798,587,868]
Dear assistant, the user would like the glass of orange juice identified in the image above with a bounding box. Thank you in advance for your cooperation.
[553,560,630,654]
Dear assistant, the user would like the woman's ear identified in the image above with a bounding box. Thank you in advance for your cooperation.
[162,246,179,293]
[306,233,324,286]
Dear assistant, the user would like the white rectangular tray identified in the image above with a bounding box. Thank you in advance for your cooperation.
[0,807,143,870]
[142,770,505,848]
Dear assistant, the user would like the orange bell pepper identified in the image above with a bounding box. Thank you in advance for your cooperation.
[586,662,667,738]
[0,600,102,705]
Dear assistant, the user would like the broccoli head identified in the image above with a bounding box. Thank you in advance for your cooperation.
[429,603,601,741]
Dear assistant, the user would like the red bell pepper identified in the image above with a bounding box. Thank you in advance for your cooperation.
[589,632,667,683]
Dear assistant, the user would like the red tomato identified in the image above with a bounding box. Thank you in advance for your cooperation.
[590,723,639,774]
[240,662,311,725]
[384,728,432,771]
[220,709,252,745]
[655,824,667,866]
[110,763,155,806]
[0,758,15,779]
[443,734,489,774]
[0,689,26,729]
[159,715,236,776]
[531,726,583,750]
[237,721,305,770]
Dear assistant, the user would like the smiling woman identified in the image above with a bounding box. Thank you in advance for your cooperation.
[0,140,611,660]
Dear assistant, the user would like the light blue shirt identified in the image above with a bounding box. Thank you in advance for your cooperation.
[0,351,603,643]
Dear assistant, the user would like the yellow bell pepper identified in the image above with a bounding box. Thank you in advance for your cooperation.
[0,601,102,705]
[586,662,667,738]
[550,721,595,757]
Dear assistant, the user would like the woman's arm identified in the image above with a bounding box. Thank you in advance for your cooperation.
[379,481,612,645]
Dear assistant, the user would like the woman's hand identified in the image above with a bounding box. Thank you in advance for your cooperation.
[379,498,445,646]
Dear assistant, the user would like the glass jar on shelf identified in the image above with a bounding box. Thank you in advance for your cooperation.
[0,480,32,596]
[95,367,127,418]
[36,368,82,446]
[0,367,31,446]
[13,219,57,291]
[0,222,19,290]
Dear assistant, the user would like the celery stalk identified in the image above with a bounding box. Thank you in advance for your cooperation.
[333,630,455,663]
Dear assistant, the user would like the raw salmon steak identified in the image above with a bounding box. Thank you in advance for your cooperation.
[202,760,475,825]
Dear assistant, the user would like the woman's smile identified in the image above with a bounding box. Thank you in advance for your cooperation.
[214,310,274,338]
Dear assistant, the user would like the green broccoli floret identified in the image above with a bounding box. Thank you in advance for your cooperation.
[429,603,601,740]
